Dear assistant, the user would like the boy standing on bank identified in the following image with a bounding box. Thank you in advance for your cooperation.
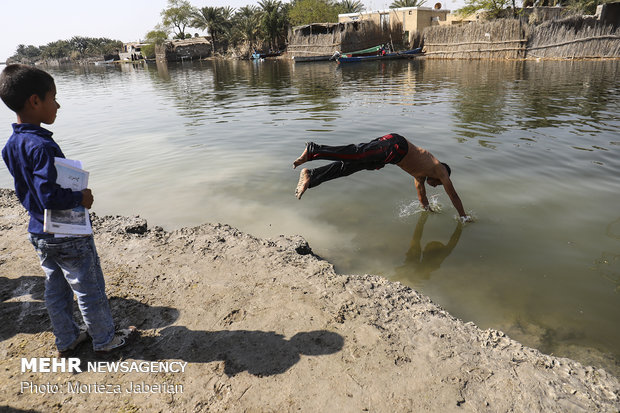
[0,64,134,356]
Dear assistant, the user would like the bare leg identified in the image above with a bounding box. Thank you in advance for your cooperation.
[293,146,309,169]
[295,169,311,199]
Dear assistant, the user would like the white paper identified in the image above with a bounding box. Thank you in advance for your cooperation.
[43,158,92,236]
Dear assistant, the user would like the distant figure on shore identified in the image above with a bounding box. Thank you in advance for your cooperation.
[0,64,135,356]
[293,133,472,221]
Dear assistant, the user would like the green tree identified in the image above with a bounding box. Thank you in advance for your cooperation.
[221,7,235,24]
[232,6,262,51]
[145,30,169,45]
[142,29,169,58]
[10,37,121,62]
[457,0,511,17]
[259,0,289,50]
[66,37,121,58]
[219,6,235,41]
[390,0,427,7]
[87,38,122,56]
[190,6,230,54]
[161,0,193,39]
[338,0,365,13]
[40,40,71,59]
[69,36,89,56]
[12,44,42,62]
[288,0,339,27]
[566,0,612,14]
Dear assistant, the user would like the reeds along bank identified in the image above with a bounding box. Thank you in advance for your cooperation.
[527,16,620,59]
[424,19,527,59]
[423,6,620,60]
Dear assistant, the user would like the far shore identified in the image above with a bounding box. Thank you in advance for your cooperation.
[1,187,619,412]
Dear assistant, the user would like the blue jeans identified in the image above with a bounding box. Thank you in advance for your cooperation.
[28,233,115,351]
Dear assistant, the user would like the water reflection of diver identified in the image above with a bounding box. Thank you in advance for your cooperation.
[394,212,462,285]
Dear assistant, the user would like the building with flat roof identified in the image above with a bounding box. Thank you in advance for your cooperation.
[338,6,451,45]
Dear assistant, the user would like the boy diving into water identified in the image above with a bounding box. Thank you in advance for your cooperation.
[294,133,472,221]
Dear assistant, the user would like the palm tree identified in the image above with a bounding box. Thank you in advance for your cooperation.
[191,6,227,54]
[233,6,261,52]
[258,0,287,51]
[220,6,235,38]
[339,0,365,13]
[390,0,427,7]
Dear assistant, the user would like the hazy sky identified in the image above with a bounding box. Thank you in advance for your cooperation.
[0,0,466,62]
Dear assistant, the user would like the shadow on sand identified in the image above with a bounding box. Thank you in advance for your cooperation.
[2,276,345,377]
[92,326,345,377]
[0,275,180,342]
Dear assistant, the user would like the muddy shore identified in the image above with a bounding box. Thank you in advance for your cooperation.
[1,188,618,412]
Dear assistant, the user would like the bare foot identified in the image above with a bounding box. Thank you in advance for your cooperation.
[295,169,310,199]
[293,146,309,169]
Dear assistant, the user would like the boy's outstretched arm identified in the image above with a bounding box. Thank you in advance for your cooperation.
[414,177,430,210]
[439,176,467,218]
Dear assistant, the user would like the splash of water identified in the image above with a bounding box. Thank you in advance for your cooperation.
[455,211,477,224]
[398,195,442,218]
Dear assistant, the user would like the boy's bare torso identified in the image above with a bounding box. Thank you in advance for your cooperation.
[395,139,467,218]
[396,140,443,179]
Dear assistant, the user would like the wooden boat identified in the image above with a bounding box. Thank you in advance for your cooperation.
[292,55,334,62]
[94,59,115,65]
[336,48,423,64]
[291,45,384,63]
[340,45,384,58]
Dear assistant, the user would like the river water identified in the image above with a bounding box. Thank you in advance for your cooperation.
[1,59,619,376]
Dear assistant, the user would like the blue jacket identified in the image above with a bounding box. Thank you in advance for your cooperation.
[2,123,83,234]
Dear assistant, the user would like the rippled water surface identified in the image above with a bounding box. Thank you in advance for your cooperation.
[1,59,619,376]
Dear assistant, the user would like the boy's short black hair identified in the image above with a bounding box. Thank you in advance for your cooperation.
[0,64,55,113]
[441,162,451,176]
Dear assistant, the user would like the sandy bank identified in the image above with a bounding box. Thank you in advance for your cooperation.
[0,188,618,412]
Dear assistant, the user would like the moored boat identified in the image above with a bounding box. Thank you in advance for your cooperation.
[292,54,334,62]
[340,44,384,58]
[336,47,423,63]
[291,44,385,63]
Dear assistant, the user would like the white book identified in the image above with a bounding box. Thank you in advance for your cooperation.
[43,157,93,236]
